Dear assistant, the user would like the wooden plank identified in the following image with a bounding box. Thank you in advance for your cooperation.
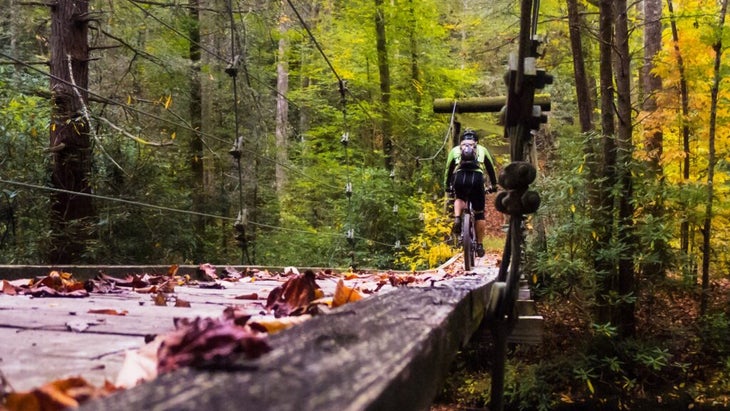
[432,95,551,113]
[81,272,498,411]
[0,329,140,391]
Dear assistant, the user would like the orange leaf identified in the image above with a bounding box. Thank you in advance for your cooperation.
[332,279,363,308]
[1,280,17,295]
[88,309,128,316]
[3,376,106,411]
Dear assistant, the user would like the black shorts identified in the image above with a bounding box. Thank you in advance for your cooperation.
[453,170,485,219]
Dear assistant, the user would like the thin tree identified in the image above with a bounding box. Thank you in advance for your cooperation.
[613,0,636,336]
[640,0,670,279]
[188,0,205,262]
[594,0,617,326]
[642,0,663,172]
[667,0,694,264]
[701,0,727,314]
[567,0,593,133]
[275,0,290,198]
[48,0,94,264]
[374,0,393,170]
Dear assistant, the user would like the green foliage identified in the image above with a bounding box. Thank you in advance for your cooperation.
[526,127,595,299]
[698,313,730,358]
[0,66,52,263]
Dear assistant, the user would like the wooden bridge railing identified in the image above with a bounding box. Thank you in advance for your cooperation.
[77,268,499,411]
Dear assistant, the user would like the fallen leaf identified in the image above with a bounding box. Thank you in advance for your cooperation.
[4,376,115,411]
[154,293,167,306]
[66,320,91,332]
[250,315,312,334]
[88,309,128,316]
[115,336,163,389]
[1,280,17,295]
[174,298,191,308]
[197,263,218,281]
[157,317,270,373]
[265,269,322,317]
[332,279,363,308]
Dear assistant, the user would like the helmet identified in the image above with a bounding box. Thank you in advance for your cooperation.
[461,129,478,142]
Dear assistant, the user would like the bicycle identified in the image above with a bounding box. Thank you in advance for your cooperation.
[460,200,478,271]
[446,190,478,272]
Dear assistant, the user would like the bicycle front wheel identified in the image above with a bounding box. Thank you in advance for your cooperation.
[462,213,474,271]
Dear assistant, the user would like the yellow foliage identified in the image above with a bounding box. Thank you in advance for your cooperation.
[396,197,457,270]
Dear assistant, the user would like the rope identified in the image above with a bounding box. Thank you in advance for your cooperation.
[338,80,356,266]
[225,0,249,265]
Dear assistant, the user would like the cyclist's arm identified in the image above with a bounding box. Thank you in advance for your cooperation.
[484,157,498,188]
[444,148,457,189]
[479,145,498,189]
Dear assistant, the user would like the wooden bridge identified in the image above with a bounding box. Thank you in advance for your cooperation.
[0,257,541,410]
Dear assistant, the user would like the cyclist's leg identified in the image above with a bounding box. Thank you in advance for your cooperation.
[469,173,487,256]
[452,171,469,233]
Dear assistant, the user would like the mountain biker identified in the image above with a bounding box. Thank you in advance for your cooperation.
[444,129,498,257]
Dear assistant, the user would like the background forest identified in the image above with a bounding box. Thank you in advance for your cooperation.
[1,0,730,408]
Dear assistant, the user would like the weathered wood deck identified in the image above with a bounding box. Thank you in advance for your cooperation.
[1,259,504,410]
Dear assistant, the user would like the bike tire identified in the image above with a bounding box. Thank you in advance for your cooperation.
[462,213,473,271]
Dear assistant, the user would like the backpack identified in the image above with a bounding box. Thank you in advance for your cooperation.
[458,140,479,170]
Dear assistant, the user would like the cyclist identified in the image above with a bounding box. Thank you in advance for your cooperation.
[444,129,498,257]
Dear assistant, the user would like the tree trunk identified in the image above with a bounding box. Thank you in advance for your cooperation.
[640,0,668,279]
[668,0,693,262]
[594,0,617,326]
[374,0,392,170]
[407,0,421,119]
[613,0,636,337]
[275,0,290,198]
[701,0,727,314]
[642,0,663,171]
[188,0,205,263]
[567,0,593,133]
[49,0,94,264]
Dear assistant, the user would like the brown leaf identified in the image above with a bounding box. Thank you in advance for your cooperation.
[174,298,191,308]
[157,317,270,373]
[265,269,321,317]
[332,279,363,308]
[154,292,167,306]
[234,292,258,300]
[221,306,252,326]
[197,263,218,281]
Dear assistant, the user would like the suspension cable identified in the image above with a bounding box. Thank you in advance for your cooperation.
[224,0,249,265]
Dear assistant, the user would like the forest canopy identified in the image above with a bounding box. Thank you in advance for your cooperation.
[0,0,727,283]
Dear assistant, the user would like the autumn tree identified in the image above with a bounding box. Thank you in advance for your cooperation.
[701,0,728,313]
[48,0,94,264]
